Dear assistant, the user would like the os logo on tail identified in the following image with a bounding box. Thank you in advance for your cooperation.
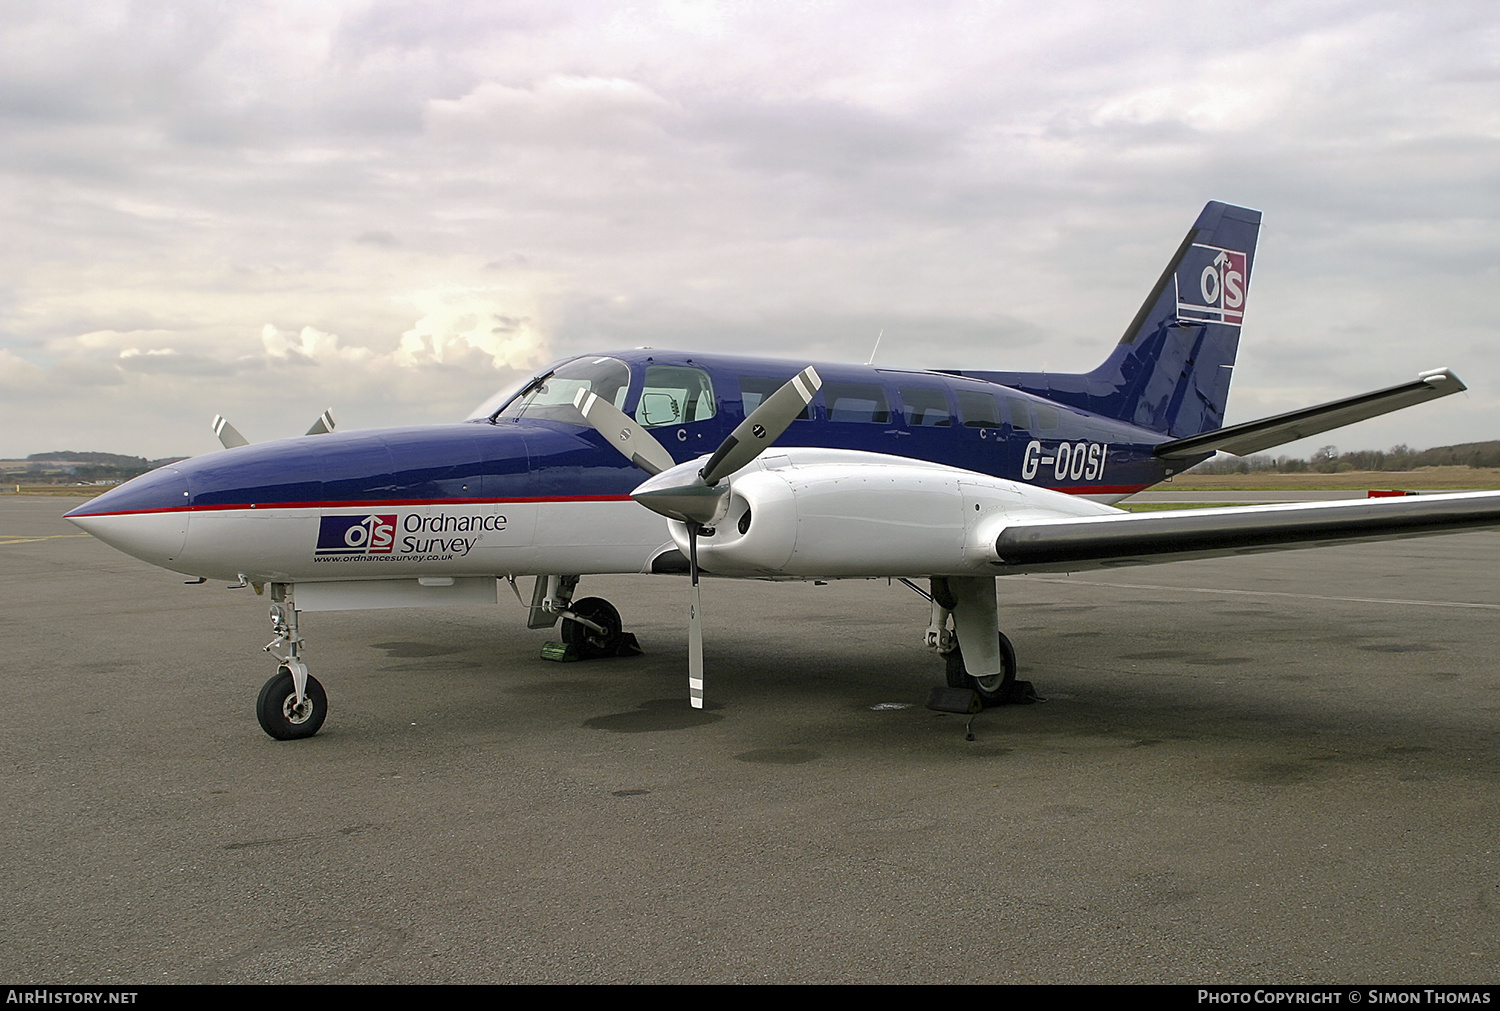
[316,514,397,555]
[1176,243,1247,326]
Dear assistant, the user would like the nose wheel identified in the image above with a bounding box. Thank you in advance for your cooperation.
[256,666,328,740]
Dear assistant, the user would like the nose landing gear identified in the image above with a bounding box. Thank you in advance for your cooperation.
[256,585,328,740]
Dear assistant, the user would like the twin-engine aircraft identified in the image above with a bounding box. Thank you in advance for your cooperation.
[66,202,1500,740]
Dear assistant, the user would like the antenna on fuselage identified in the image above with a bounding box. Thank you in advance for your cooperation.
[865,329,884,366]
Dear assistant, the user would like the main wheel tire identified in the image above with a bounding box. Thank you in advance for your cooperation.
[943,631,1018,705]
[256,667,328,740]
[561,597,623,658]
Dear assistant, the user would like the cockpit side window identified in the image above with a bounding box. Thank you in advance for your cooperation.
[493,356,632,423]
[635,365,717,428]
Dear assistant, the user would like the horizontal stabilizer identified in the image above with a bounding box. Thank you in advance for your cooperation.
[993,491,1500,570]
[1154,369,1465,459]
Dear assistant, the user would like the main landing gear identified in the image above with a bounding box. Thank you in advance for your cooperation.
[560,596,626,658]
[519,575,641,661]
[256,584,328,740]
[923,576,1037,707]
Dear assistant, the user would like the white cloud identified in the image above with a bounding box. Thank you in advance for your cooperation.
[425,76,680,148]
[1,0,1497,460]
[261,324,373,366]
[395,288,549,370]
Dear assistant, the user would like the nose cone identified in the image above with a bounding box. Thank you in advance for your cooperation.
[65,466,193,569]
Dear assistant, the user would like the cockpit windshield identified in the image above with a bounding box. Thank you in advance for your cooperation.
[464,366,558,422]
[477,356,633,424]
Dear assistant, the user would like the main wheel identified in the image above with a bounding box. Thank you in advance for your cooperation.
[944,631,1018,705]
[561,597,623,658]
[256,666,328,740]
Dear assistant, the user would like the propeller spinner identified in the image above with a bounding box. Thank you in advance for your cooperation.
[572,366,822,708]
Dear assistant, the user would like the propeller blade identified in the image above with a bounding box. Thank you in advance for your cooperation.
[700,366,821,486]
[572,388,677,477]
[305,409,336,436]
[687,522,704,709]
[212,415,249,449]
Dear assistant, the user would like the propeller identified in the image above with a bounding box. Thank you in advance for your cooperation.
[212,415,249,450]
[211,409,337,449]
[573,366,822,707]
[305,409,337,436]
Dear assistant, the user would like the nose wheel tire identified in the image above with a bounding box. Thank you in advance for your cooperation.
[256,667,328,740]
[944,631,1018,705]
[561,597,624,659]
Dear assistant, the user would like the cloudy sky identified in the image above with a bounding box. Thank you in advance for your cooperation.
[2,0,1496,460]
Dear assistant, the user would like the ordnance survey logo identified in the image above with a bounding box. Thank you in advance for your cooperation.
[314,511,507,561]
[316,514,397,555]
[1176,242,1247,326]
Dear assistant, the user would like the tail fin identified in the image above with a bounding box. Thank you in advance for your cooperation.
[956,201,1262,438]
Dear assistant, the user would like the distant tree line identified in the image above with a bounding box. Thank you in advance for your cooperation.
[1188,441,1500,475]
[27,451,157,466]
[5,452,187,485]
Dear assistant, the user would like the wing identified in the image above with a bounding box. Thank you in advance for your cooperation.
[992,491,1500,572]
[666,449,1500,578]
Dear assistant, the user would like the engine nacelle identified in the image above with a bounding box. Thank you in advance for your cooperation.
[670,451,1118,578]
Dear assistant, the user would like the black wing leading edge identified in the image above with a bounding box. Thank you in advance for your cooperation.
[992,491,1500,572]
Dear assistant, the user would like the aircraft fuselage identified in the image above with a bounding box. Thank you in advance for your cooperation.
[66,349,1197,583]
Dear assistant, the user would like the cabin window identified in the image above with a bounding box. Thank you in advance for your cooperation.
[1006,397,1032,432]
[898,387,952,427]
[957,390,1002,429]
[739,376,811,420]
[494,356,631,423]
[635,365,717,428]
[1034,403,1061,431]
[824,382,891,423]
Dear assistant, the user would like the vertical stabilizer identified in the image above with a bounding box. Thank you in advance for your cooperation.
[954,201,1262,438]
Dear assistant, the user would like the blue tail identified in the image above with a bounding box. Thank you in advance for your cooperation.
[956,201,1262,438]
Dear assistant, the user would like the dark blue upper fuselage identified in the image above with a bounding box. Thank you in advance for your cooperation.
[68,349,1195,519]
